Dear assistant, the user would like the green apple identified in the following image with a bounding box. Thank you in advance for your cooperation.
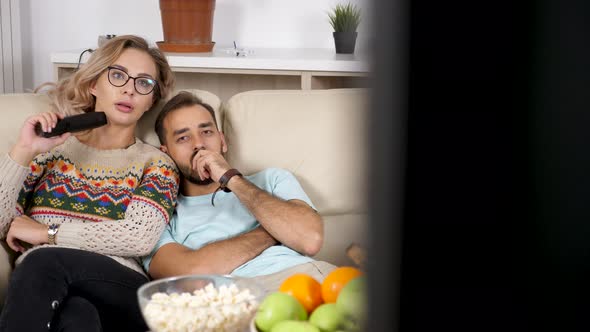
[255,292,308,332]
[336,276,367,323]
[339,317,361,332]
[309,303,346,331]
[270,320,320,332]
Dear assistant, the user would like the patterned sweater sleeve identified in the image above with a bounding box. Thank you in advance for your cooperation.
[56,154,179,257]
[0,154,45,239]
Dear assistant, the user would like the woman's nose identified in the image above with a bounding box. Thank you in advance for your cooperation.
[121,79,135,95]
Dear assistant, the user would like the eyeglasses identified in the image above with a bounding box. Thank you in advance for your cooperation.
[106,66,157,95]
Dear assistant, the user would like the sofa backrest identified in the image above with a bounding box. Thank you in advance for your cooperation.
[0,94,53,155]
[0,90,220,154]
[222,89,369,216]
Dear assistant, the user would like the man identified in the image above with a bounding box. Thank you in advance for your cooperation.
[142,91,335,293]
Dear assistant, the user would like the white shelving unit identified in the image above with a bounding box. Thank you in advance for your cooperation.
[51,47,370,101]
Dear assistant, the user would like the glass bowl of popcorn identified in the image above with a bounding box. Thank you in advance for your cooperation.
[138,274,265,332]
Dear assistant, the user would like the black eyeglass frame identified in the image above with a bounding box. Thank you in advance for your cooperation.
[106,66,158,95]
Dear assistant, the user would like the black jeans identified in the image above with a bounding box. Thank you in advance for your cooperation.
[0,248,149,332]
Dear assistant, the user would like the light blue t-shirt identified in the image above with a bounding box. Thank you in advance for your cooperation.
[142,168,315,277]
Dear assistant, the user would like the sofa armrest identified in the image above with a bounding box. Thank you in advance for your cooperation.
[0,242,14,310]
[313,213,368,267]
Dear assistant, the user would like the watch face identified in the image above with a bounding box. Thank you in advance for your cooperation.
[48,224,59,235]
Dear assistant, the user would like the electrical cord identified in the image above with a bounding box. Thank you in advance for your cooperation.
[76,48,94,70]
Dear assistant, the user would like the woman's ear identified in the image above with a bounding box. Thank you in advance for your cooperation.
[89,81,97,97]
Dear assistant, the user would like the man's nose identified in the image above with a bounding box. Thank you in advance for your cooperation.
[192,144,205,164]
[193,139,205,151]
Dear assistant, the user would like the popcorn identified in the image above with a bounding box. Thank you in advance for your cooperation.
[143,283,259,332]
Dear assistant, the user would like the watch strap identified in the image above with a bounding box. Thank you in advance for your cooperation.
[48,224,60,245]
[218,169,242,193]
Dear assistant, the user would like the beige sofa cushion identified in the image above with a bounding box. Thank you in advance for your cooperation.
[0,93,55,308]
[135,89,222,147]
[0,93,53,154]
[223,89,369,216]
[0,90,220,153]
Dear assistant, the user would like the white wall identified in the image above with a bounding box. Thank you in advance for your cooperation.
[19,0,372,91]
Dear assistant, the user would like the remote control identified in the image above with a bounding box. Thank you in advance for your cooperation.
[35,112,108,138]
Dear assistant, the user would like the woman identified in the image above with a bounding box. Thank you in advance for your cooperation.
[0,35,179,331]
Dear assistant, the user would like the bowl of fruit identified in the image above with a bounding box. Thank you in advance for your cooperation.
[137,274,265,332]
[250,267,367,332]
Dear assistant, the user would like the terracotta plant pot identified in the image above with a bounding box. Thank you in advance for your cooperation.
[157,0,216,53]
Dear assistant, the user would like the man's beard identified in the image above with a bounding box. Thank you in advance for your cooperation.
[179,165,214,185]
[179,149,214,186]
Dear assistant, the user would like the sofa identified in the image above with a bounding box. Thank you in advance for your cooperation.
[0,88,369,305]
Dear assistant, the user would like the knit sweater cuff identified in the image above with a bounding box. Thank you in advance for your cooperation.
[56,223,83,247]
[0,153,30,189]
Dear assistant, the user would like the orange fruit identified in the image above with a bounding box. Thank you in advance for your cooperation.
[279,273,324,313]
[321,266,363,303]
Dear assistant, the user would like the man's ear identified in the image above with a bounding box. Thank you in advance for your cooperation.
[160,145,168,154]
[220,133,228,154]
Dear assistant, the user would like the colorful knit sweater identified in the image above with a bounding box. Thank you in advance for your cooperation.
[0,136,179,276]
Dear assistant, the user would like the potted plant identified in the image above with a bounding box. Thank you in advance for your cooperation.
[328,3,362,54]
[157,0,216,53]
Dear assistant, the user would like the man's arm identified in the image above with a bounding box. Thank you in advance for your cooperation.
[193,150,324,257]
[225,175,324,257]
[148,226,277,279]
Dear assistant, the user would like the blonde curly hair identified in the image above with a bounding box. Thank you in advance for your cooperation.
[44,35,174,116]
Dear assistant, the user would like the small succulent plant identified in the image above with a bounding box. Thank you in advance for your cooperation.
[328,3,362,32]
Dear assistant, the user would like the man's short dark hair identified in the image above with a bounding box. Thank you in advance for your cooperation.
[154,91,217,144]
